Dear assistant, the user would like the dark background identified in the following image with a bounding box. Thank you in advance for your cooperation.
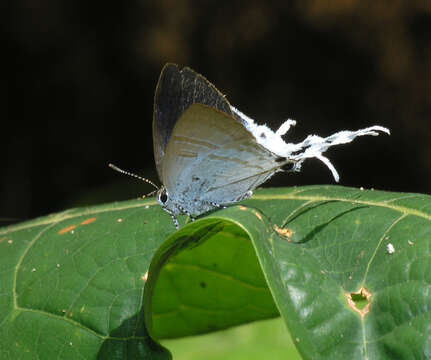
[3,1,431,221]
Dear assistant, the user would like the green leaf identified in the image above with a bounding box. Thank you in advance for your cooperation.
[162,317,301,360]
[2,185,430,359]
[146,213,279,339]
[0,200,172,359]
[244,186,431,359]
[144,186,431,359]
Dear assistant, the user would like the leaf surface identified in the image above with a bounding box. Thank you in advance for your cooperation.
[1,186,430,359]
[0,201,172,359]
[146,186,431,359]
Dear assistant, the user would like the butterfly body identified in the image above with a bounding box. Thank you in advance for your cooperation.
[155,101,293,220]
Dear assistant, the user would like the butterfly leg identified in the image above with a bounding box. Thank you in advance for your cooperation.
[163,208,180,229]
[178,205,196,222]
[237,190,253,201]
[170,213,180,229]
[208,201,226,209]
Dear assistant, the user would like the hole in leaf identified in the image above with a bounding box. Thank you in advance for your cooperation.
[351,293,368,310]
[346,287,372,318]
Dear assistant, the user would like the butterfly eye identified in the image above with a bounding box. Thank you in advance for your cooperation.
[158,188,168,204]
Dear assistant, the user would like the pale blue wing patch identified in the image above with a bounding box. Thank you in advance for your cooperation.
[161,104,291,216]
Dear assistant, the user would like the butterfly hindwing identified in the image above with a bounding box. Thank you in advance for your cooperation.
[162,104,292,216]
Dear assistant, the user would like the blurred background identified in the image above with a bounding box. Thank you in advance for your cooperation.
[3,1,431,220]
[3,2,431,358]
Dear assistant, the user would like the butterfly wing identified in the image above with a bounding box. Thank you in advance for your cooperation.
[162,104,292,216]
[153,63,233,181]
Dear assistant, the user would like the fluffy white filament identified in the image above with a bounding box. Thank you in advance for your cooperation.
[231,106,390,182]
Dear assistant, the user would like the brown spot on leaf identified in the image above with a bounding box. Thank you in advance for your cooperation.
[255,212,262,220]
[346,287,372,318]
[274,225,293,241]
[81,217,96,225]
[142,272,149,281]
[239,205,247,211]
[59,225,77,235]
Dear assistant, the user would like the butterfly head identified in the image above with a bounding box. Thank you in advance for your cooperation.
[157,186,183,228]
[156,186,181,215]
[157,186,169,207]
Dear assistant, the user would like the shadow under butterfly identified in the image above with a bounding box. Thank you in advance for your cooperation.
[110,63,390,228]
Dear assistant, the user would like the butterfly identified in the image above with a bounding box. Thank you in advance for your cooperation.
[111,63,390,228]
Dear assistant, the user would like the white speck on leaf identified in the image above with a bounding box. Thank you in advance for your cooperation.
[387,243,395,254]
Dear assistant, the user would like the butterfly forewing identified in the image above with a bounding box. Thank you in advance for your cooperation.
[153,63,233,181]
[162,104,291,215]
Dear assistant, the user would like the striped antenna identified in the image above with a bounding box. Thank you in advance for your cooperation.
[108,163,159,190]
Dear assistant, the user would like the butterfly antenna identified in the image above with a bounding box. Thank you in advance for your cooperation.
[142,189,158,199]
[108,163,159,190]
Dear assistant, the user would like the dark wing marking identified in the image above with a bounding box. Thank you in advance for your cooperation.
[153,63,232,181]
